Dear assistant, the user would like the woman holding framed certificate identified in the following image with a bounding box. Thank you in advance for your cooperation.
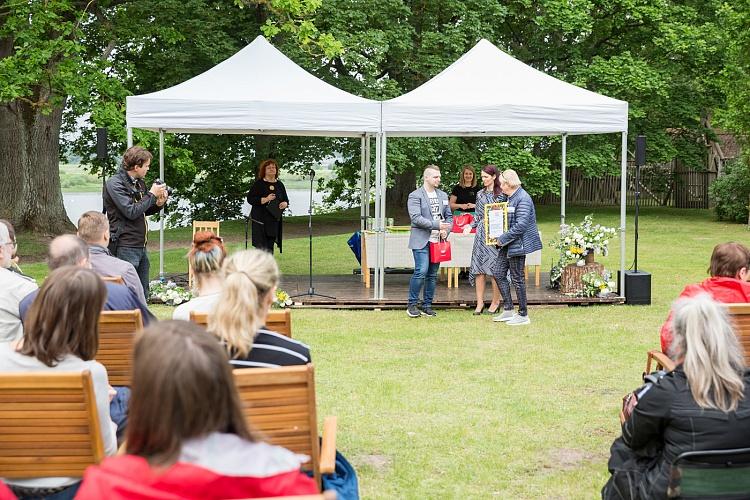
[463,165,506,315]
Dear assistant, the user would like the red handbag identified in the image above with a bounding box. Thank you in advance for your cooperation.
[451,213,475,233]
[429,238,452,263]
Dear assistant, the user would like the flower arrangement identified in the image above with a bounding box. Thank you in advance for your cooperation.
[149,280,193,306]
[548,215,617,287]
[580,271,616,297]
[273,289,293,309]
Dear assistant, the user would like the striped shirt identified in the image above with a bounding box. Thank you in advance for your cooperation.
[228,328,311,369]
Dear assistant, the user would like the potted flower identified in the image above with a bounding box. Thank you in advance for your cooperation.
[149,280,193,306]
[549,215,617,291]
[273,289,293,309]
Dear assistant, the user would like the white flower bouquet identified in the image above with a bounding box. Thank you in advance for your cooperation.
[149,280,193,306]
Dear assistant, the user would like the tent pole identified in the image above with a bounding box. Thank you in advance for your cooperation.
[379,132,387,299]
[561,133,567,226]
[365,135,371,222]
[373,134,381,299]
[620,131,627,297]
[159,129,165,282]
[360,135,366,232]
[127,128,133,148]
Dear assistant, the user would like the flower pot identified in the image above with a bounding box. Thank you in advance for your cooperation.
[584,251,595,265]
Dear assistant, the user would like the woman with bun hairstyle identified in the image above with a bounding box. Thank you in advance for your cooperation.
[246,159,289,253]
[210,249,310,368]
[173,231,226,320]
[76,320,318,499]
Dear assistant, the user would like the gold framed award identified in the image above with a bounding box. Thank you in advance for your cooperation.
[484,202,508,245]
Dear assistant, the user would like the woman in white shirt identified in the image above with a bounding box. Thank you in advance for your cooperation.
[173,231,226,320]
[0,266,118,499]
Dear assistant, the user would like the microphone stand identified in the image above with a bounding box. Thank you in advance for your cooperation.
[291,168,335,300]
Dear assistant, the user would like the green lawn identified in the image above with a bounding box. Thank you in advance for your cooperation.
[17,206,750,498]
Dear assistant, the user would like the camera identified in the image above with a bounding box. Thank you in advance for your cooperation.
[155,179,174,196]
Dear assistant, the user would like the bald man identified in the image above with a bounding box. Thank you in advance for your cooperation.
[19,235,154,325]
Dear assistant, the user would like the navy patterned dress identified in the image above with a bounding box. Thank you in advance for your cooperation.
[469,189,504,286]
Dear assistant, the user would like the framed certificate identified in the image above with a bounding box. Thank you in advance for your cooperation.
[484,202,508,245]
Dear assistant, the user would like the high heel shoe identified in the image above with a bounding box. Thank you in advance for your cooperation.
[473,305,485,316]
[486,303,500,314]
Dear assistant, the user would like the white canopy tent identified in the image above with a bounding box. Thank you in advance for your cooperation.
[125,35,380,280]
[368,39,630,299]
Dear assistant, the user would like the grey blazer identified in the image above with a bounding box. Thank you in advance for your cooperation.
[407,187,453,249]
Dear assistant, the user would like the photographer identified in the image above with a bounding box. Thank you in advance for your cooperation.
[103,146,168,298]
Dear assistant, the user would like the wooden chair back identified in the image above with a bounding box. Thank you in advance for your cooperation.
[189,309,292,338]
[233,365,321,484]
[728,303,750,364]
[101,275,125,285]
[0,371,105,478]
[189,221,221,288]
[97,309,143,386]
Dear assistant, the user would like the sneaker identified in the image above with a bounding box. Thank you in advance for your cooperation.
[407,305,421,318]
[420,306,437,317]
[492,310,515,322]
[506,314,531,326]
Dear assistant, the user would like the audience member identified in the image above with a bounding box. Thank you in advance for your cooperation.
[603,294,750,499]
[19,235,154,325]
[0,267,119,499]
[76,321,318,499]
[0,223,37,342]
[0,219,31,278]
[77,211,147,305]
[660,241,750,352]
[173,231,226,320]
[210,249,310,368]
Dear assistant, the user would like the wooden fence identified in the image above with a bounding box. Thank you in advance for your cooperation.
[537,165,717,208]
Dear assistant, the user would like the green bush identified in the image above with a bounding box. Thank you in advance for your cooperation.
[709,159,750,223]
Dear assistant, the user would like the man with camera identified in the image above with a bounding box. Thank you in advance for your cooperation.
[103,146,168,298]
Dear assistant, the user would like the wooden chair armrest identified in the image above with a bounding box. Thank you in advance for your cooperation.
[117,440,127,456]
[619,410,626,426]
[319,416,337,475]
[646,350,675,374]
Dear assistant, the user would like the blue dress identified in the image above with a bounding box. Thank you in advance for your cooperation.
[469,189,503,286]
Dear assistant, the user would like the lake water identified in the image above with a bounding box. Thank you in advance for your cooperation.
[63,189,325,230]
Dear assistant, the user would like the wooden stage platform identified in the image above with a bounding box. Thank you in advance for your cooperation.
[280,272,625,309]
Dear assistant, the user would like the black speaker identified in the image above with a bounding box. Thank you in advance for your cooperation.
[619,270,651,305]
[635,135,646,166]
[96,127,108,160]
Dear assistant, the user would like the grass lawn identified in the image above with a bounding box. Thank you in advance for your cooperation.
[17,205,750,498]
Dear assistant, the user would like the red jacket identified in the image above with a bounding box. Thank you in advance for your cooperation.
[75,434,318,500]
[660,277,750,352]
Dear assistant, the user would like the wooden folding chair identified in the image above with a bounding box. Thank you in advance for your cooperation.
[233,365,336,489]
[101,275,125,285]
[97,309,143,386]
[189,221,221,288]
[190,309,292,338]
[0,371,105,478]
[668,447,750,498]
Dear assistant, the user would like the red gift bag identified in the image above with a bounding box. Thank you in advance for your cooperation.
[429,238,452,263]
[451,213,475,233]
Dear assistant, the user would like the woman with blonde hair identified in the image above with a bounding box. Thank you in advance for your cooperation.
[449,165,480,213]
[603,294,750,499]
[173,230,226,320]
[210,249,310,368]
[76,321,318,498]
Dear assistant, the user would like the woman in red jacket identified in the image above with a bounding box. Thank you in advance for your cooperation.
[76,321,317,499]
[661,242,750,353]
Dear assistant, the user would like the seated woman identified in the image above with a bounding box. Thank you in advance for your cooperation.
[173,231,226,320]
[0,266,119,500]
[211,249,311,368]
[76,321,318,499]
[449,165,479,213]
[603,294,750,499]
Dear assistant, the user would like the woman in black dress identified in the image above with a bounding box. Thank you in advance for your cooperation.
[246,159,289,253]
[449,165,480,213]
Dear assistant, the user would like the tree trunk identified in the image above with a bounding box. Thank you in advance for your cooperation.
[0,99,74,234]
[386,169,417,223]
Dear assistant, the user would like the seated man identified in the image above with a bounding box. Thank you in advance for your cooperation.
[77,211,147,305]
[0,219,33,279]
[0,223,37,342]
[660,241,750,352]
[20,235,155,325]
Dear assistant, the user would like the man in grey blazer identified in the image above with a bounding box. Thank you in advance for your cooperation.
[406,165,453,318]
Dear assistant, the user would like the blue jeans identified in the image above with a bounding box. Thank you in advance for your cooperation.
[116,246,150,299]
[111,386,131,442]
[408,244,440,307]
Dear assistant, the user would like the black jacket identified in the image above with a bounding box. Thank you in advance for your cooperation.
[103,169,161,248]
[246,179,289,252]
[618,367,750,498]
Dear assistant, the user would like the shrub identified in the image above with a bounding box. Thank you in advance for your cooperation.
[709,159,750,223]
